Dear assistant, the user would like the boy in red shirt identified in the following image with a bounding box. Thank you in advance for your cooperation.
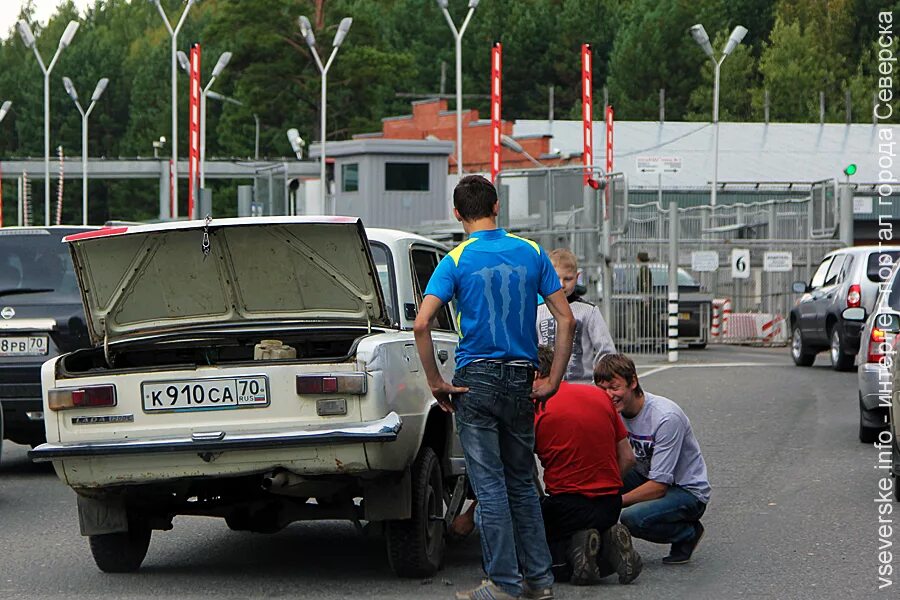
[533,346,643,585]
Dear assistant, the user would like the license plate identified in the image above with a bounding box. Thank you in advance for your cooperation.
[142,376,270,413]
[678,312,692,320]
[0,335,48,356]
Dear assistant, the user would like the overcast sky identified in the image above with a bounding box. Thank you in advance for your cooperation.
[1,0,94,40]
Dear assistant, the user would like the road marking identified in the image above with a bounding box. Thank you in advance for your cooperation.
[638,362,785,377]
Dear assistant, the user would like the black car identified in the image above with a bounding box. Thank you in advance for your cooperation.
[0,227,96,446]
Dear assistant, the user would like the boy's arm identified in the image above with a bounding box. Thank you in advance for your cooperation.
[586,306,616,360]
[532,289,575,404]
[616,437,636,478]
[414,295,468,413]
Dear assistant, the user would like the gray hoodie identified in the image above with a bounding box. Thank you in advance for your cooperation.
[536,295,616,381]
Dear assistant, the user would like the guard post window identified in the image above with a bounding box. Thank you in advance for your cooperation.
[385,162,429,192]
[342,163,359,192]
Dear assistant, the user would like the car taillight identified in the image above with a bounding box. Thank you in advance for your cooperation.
[296,373,367,395]
[48,385,117,411]
[847,284,862,308]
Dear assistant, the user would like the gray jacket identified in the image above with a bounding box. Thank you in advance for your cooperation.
[536,296,616,381]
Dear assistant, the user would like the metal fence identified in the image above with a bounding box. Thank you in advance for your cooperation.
[494,166,851,356]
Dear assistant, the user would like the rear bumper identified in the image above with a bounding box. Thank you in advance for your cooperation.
[29,411,402,462]
[859,363,892,412]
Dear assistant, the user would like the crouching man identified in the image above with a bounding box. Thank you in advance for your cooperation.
[594,354,711,565]
[533,346,642,585]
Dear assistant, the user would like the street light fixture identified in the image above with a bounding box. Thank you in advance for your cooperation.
[298,14,352,211]
[287,128,306,160]
[62,76,109,225]
[151,0,199,220]
[689,23,747,206]
[17,18,80,226]
[436,0,479,181]
[207,91,261,160]
[500,134,545,168]
[0,101,11,123]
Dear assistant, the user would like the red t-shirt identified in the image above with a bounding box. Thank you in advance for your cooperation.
[534,381,628,498]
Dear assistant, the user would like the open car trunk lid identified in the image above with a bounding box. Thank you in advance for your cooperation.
[64,217,389,345]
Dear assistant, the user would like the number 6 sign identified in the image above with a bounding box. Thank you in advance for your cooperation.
[731,249,751,279]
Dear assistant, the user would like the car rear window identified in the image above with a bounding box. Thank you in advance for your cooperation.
[867,251,900,283]
[0,229,83,303]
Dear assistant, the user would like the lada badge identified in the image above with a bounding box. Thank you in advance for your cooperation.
[1,306,14,319]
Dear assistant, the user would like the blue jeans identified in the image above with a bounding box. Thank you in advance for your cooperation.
[452,362,553,596]
[619,469,707,545]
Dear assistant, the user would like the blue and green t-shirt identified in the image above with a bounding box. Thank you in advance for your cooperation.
[423,228,561,369]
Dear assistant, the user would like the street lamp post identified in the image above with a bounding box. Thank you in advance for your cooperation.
[298,15,352,212]
[16,19,79,226]
[436,0,479,180]
[62,76,109,225]
[206,90,260,160]
[151,0,199,220]
[689,23,747,207]
[500,134,546,168]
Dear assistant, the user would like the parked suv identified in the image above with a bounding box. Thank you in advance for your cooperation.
[0,227,96,446]
[790,246,900,371]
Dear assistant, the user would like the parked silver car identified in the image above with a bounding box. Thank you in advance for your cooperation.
[791,246,900,371]
[846,263,900,442]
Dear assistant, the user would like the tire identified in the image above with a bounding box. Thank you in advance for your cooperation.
[830,326,855,372]
[859,395,883,444]
[89,523,152,573]
[791,326,815,367]
[385,446,445,578]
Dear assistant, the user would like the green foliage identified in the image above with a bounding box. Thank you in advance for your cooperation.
[0,0,888,222]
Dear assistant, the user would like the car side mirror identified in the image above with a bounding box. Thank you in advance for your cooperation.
[792,281,808,294]
[841,307,866,322]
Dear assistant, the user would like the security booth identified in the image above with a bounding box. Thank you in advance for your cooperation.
[308,138,454,229]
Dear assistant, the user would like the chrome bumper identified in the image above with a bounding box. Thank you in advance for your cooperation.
[29,412,402,462]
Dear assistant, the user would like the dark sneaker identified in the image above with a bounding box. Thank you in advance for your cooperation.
[600,523,643,584]
[662,522,705,565]
[455,579,518,600]
[522,582,554,600]
[567,528,602,585]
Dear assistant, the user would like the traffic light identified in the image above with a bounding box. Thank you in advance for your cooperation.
[843,163,857,176]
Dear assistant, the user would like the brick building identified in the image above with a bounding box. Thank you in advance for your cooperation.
[354,98,578,173]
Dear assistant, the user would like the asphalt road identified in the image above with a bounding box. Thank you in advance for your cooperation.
[0,345,893,599]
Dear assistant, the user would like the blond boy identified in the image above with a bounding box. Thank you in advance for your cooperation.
[537,249,616,381]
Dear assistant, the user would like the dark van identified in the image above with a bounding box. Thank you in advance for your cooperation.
[0,227,95,446]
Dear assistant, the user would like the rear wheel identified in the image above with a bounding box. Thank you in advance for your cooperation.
[791,326,815,367]
[386,446,445,578]
[830,327,855,371]
[88,522,152,573]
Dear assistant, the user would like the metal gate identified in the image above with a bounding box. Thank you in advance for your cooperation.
[494,166,846,357]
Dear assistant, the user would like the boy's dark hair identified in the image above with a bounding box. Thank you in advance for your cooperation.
[537,345,554,379]
[454,175,498,221]
[593,353,643,395]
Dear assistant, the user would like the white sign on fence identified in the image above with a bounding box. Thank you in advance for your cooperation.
[853,196,873,214]
[635,156,682,173]
[763,251,793,272]
[731,249,751,279]
[691,251,719,272]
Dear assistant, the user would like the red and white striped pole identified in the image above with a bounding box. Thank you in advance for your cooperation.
[581,43,593,187]
[490,42,502,183]
[188,43,201,220]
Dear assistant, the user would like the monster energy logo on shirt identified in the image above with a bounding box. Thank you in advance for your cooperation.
[475,264,529,349]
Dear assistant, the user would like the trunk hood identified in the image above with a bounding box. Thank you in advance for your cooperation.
[64,217,389,345]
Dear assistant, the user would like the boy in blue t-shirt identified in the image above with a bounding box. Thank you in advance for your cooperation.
[414,175,575,600]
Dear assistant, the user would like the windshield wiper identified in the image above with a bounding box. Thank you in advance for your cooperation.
[0,288,55,297]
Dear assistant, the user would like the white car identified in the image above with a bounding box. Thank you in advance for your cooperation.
[30,217,467,577]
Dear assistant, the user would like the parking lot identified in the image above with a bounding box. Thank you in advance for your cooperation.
[0,345,885,600]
